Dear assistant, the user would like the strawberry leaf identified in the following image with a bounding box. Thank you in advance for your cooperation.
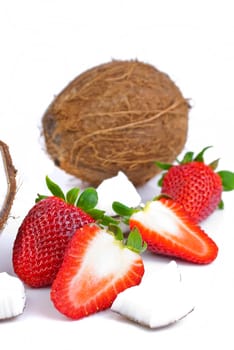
[180,151,194,164]
[157,174,165,187]
[35,194,48,203]
[126,228,147,254]
[217,170,234,191]
[218,199,224,209]
[77,188,98,211]
[112,201,136,219]
[85,208,105,221]
[194,146,212,162]
[209,159,219,171]
[85,207,119,226]
[101,215,119,226]
[46,176,65,200]
[155,161,172,170]
[66,188,80,205]
[109,224,124,241]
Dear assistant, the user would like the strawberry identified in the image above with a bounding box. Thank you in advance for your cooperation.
[50,224,146,320]
[112,197,218,264]
[156,146,234,223]
[12,176,108,288]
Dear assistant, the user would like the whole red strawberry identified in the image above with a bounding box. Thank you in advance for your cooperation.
[12,176,106,288]
[156,146,234,223]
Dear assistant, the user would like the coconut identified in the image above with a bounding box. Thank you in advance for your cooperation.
[42,60,189,187]
[0,141,17,231]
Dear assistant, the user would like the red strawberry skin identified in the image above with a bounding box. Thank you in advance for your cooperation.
[161,161,222,223]
[51,224,144,320]
[12,197,94,288]
[129,197,218,264]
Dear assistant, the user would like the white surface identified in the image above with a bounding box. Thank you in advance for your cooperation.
[0,0,234,349]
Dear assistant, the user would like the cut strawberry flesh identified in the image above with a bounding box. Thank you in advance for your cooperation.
[130,198,218,264]
[51,225,144,319]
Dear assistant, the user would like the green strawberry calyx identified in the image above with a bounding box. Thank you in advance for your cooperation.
[36,176,146,254]
[35,176,117,224]
[126,227,147,253]
[108,223,147,254]
[155,146,234,195]
[111,200,147,253]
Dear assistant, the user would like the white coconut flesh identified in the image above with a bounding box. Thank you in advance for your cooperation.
[111,261,195,328]
[96,171,141,216]
[0,272,26,319]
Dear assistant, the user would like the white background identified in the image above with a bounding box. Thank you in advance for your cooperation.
[0,1,234,349]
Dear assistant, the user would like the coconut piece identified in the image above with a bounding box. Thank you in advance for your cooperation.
[0,272,26,319]
[111,261,195,328]
[42,60,189,187]
[96,171,141,216]
[0,141,17,232]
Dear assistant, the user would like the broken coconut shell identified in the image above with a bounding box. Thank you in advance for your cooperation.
[42,60,189,187]
[0,141,17,231]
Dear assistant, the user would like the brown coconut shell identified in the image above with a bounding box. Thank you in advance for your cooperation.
[42,60,189,187]
[0,141,17,231]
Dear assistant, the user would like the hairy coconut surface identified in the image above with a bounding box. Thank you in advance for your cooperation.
[0,141,17,231]
[42,60,189,186]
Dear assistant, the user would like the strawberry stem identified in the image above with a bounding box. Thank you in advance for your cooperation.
[94,211,119,226]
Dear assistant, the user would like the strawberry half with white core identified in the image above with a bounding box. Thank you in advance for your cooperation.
[0,272,26,319]
[96,171,141,216]
[13,176,111,288]
[111,260,195,328]
[112,197,218,264]
[50,224,146,320]
[156,146,234,223]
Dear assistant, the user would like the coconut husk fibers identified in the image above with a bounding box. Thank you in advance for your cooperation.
[42,60,189,187]
[0,140,17,231]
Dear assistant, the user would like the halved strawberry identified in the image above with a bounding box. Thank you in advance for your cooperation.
[50,224,145,320]
[112,197,218,264]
